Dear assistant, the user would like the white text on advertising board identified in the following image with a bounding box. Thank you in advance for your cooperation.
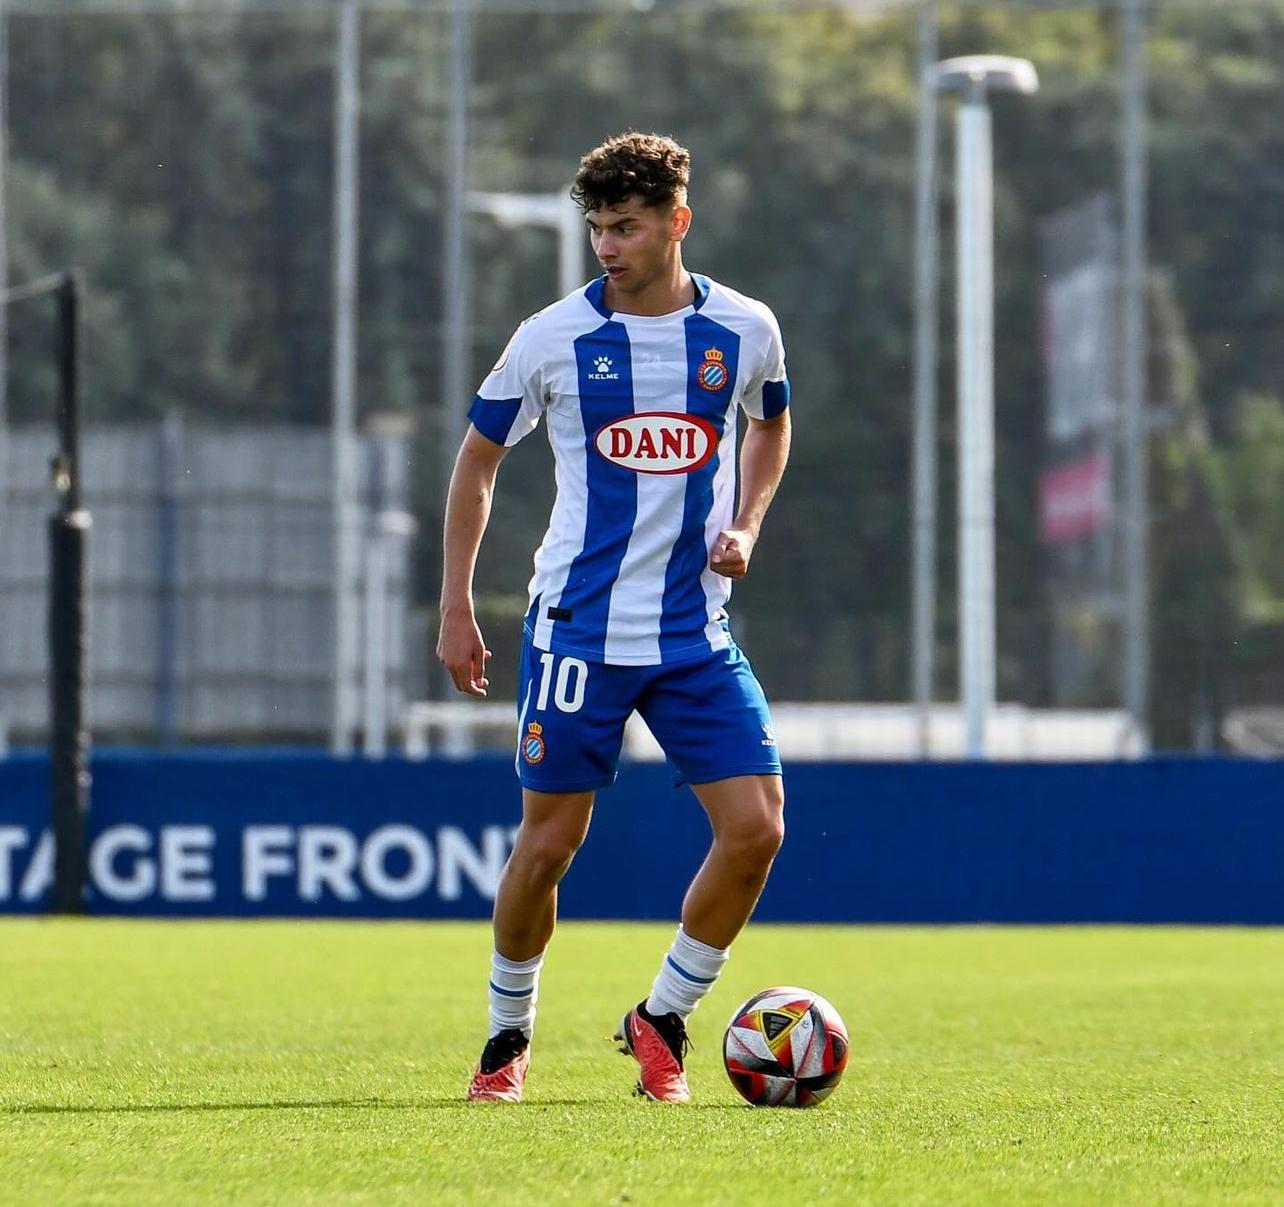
[0,824,517,905]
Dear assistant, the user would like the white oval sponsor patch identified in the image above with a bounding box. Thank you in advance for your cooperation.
[593,412,718,475]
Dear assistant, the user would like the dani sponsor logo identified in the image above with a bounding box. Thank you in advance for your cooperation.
[593,412,718,476]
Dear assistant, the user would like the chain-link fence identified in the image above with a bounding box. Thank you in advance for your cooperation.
[0,420,416,742]
[2,0,1281,753]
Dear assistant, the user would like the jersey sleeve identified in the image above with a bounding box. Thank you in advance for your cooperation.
[738,306,791,421]
[467,317,547,447]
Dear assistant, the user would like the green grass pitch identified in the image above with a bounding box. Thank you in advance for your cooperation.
[2,921,1282,1205]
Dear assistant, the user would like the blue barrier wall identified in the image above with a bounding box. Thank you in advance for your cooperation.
[1,752,1281,922]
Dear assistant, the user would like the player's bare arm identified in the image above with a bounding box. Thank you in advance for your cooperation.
[437,426,509,698]
[711,409,792,579]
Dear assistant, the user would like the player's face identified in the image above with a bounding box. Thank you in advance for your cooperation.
[586,196,690,295]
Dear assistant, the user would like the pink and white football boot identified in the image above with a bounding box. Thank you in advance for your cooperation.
[615,1003,691,1103]
[467,1028,530,1103]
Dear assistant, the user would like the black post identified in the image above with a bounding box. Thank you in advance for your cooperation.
[49,270,90,914]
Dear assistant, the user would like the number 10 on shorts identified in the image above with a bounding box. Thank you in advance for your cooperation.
[535,653,588,714]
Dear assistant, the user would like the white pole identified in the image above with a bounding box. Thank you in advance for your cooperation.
[330,0,360,754]
[935,55,1037,761]
[1120,0,1150,751]
[440,0,471,703]
[363,526,387,759]
[956,91,996,760]
[557,187,585,298]
[0,3,9,522]
[911,0,939,757]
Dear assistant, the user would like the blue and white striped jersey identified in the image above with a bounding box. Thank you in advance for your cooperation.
[469,273,790,667]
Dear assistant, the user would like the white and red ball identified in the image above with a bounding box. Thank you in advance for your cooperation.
[723,986,849,1108]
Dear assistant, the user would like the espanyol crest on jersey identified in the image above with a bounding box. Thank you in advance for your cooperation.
[468,273,791,668]
[697,347,730,392]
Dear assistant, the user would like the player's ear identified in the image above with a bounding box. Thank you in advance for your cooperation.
[671,204,692,243]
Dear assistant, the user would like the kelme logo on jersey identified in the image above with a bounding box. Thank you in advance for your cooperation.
[593,413,718,476]
[522,721,546,764]
[589,355,620,382]
[697,348,729,392]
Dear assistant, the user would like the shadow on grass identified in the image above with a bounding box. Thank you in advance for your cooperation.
[5,1098,748,1114]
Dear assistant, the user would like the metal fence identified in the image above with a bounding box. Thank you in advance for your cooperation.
[0,421,415,744]
[1,0,1282,754]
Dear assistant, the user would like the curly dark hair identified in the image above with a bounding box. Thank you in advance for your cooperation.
[570,132,691,213]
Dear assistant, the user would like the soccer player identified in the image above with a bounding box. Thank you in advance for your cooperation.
[437,132,791,1103]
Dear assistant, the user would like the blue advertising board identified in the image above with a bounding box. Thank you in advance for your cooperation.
[1,752,1281,922]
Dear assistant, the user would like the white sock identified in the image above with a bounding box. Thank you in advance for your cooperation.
[489,950,544,1038]
[645,927,729,1020]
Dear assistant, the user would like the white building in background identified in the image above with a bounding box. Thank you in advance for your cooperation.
[403,700,1145,762]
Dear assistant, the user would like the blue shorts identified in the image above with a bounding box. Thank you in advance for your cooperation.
[514,634,782,793]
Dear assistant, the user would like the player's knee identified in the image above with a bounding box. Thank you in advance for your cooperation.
[752,806,786,867]
[729,825,783,876]
[723,789,785,871]
[510,823,583,887]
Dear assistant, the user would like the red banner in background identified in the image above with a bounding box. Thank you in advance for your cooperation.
[1039,453,1110,544]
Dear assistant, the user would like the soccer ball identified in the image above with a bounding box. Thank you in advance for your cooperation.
[723,986,849,1108]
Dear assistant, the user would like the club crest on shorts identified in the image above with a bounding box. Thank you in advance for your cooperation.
[522,721,546,764]
[697,348,729,392]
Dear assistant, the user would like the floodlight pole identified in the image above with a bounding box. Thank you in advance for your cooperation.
[1120,0,1150,750]
[0,3,9,514]
[439,0,472,706]
[935,55,1038,760]
[330,0,361,755]
[361,414,417,760]
[911,0,939,758]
